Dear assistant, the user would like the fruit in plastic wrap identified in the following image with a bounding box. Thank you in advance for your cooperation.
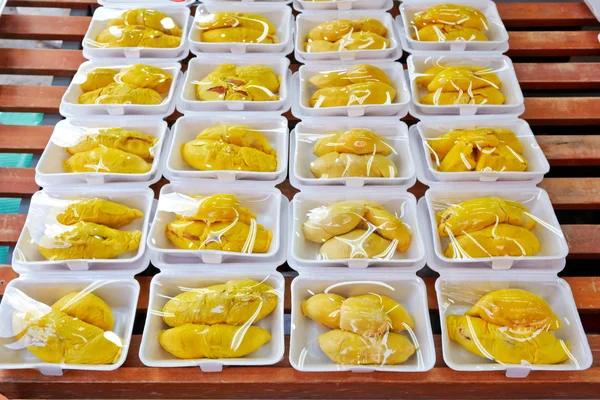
[466,289,561,332]
[63,146,153,174]
[195,64,280,102]
[95,25,181,49]
[196,125,276,156]
[307,19,354,42]
[302,201,367,243]
[176,194,256,225]
[476,144,528,172]
[78,82,163,105]
[236,65,280,93]
[201,27,278,44]
[38,222,141,260]
[197,12,276,35]
[427,128,500,160]
[318,329,415,365]
[340,296,392,336]
[419,86,505,105]
[310,82,396,108]
[357,294,415,332]
[314,129,393,156]
[161,279,278,327]
[159,324,271,359]
[446,315,569,365]
[116,64,173,93]
[319,229,395,260]
[425,66,501,92]
[310,152,397,179]
[413,4,488,31]
[13,309,122,365]
[438,139,477,172]
[108,8,182,36]
[414,24,488,42]
[52,292,115,331]
[363,202,411,252]
[301,293,345,329]
[165,219,272,253]
[305,40,339,53]
[56,199,143,229]
[351,18,388,37]
[182,140,277,173]
[79,68,118,93]
[66,128,158,161]
[437,196,537,237]
[309,65,390,89]
[445,223,540,258]
[336,31,390,51]
[494,128,523,153]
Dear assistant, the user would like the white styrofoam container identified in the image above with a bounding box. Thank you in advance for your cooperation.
[165,114,288,183]
[423,187,569,270]
[98,0,195,5]
[295,61,410,118]
[398,0,509,52]
[294,0,393,12]
[189,3,294,55]
[414,119,550,183]
[139,270,285,371]
[295,11,400,61]
[436,273,593,377]
[407,54,524,116]
[12,188,154,274]
[60,60,182,117]
[0,276,139,375]
[148,183,283,264]
[36,118,168,187]
[177,55,290,113]
[584,0,600,22]
[82,7,191,60]
[289,273,435,372]
[290,190,425,269]
[290,119,416,189]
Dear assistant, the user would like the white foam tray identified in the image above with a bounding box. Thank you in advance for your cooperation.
[98,0,195,5]
[293,0,393,12]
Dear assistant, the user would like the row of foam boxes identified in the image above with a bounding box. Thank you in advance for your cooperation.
[84,0,509,62]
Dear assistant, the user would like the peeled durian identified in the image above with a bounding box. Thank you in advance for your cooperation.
[63,146,153,174]
[336,31,390,51]
[476,144,528,172]
[66,128,157,161]
[319,229,395,260]
[427,127,500,160]
[38,222,141,260]
[307,19,354,42]
[302,201,367,243]
[52,292,115,331]
[56,199,143,229]
[79,68,118,93]
[301,293,345,329]
[161,279,278,327]
[419,86,506,105]
[314,129,393,156]
[176,194,256,225]
[305,40,339,53]
[108,8,182,36]
[310,81,396,108]
[78,82,163,105]
[438,139,477,172]
[95,25,181,49]
[413,4,488,31]
[339,296,392,336]
[182,139,277,173]
[363,202,411,252]
[425,66,501,92]
[195,64,280,102]
[195,125,276,156]
[197,12,276,35]
[310,152,397,179]
[414,24,488,42]
[351,18,388,37]
[236,65,280,93]
[201,27,278,44]
[115,64,173,94]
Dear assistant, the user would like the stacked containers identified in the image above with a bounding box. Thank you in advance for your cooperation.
[288,0,435,372]
[398,0,592,376]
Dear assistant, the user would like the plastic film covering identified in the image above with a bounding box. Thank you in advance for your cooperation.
[412,57,509,106]
[438,281,591,371]
[84,8,183,49]
[180,124,279,173]
[304,17,391,53]
[0,281,128,367]
[196,10,279,44]
[292,280,432,371]
[145,277,282,365]
[305,64,397,108]
[152,193,275,255]
[73,64,173,105]
[193,64,282,102]
[14,193,144,263]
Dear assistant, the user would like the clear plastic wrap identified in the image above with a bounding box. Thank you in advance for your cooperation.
[195,9,278,44]
[290,278,435,372]
[0,278,138,373]
[437,277,592,374]
[139,273,285,370]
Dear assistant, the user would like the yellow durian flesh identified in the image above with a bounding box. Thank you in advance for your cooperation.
[413,4,489,31]
[79,68,117,93]
[307,19,354,42]
[95,25,181,49]
[178,194,256,224]
[302,201,367,243]
[336,31,390,51]
[161,279,278,327]
[197,12,276,35]
[112,8,182,36]
[305,40,339,53]
[78,82,163,105]
[426,66,502,92]
[476,144,528,172]
[56,199,143,229]
[182,139,277,173]
[351,18,388,37]
[414,24,488,42]
[427,128,500,161]
[356,294,415,332]
[363,202,411,253]
[310,82,396,108]
[319,229,395,260]
[115,64,173,94]
[339,296,392,337]
[196,125,275,156]
[201,27,278,44]
[310,152,397,179]
[66,128,158,161]
[52,292,115,331]
[438,139,477,172]
[301,293,345,329]
[420,87,506,105]
[63,146,152,174]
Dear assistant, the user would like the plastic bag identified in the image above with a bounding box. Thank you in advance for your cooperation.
[304,17,390,53]
[143,275,283,366]
[196,10,279,44]
[292,279,431,371]
[193,64,282,102]
[0,281,127,367]
[14,193,144,263]
[305,64,397,108]
[438,279,589,370]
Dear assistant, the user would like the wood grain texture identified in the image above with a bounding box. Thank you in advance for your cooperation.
[0,169,38,199]
[0,126,53,154]
[0,15,92,41]
[0,49,85,77]
[536,136,600,166]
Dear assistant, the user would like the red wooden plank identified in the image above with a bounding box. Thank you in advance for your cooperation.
[0,49,85,77]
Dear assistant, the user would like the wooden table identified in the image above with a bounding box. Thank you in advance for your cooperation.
[0,1,600,398]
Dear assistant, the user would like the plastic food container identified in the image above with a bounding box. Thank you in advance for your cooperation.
[139,266,285,371]
[36,118,168,187]
[13,187,154,274]
[292,61,410,118]
[398,0,509,53]
[295,11,400,62]
[289,271,435,372]
[147,183,288,266]
[0,276,139,375]
[293,0,394,12]
[584,0,600,22]
[407,54,524,117]
[98,0,195,5]
[410,119,550,184]
[164,114,288,184]
[60,60,182,118]
[82,7,191,60]
[290,118,416,189]
[189,2,294,55]
[177,55,290,113]
[289,189,425,270]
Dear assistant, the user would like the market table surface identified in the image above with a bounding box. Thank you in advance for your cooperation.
[0,1,599,398]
